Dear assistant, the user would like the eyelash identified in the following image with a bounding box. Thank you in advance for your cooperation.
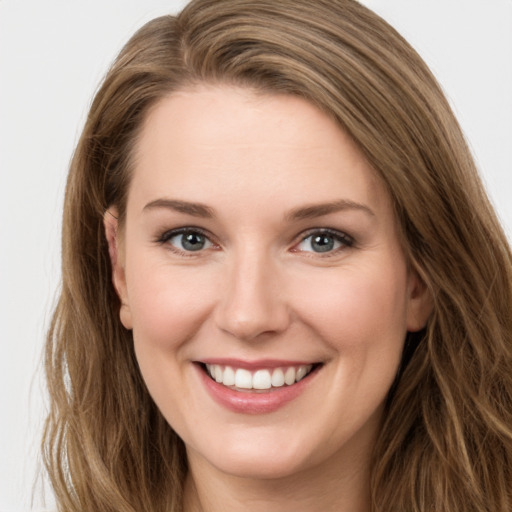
[156,227,217,257]
[155,227,355,257]
[294,228,354,256]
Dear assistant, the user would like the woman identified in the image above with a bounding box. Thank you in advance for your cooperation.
[42,0,512,511]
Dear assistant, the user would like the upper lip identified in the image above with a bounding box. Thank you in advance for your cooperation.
[197,358,321,370]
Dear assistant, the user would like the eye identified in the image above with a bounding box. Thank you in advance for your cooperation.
[295,229,353,254]
[159,229,215,253]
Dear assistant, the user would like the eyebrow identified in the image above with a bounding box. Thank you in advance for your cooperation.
[285,199,375,221]
[143,199,215,218]
[142,198,374,220]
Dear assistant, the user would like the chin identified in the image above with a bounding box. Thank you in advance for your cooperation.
[186,425,325,481]
[210,452,310,481]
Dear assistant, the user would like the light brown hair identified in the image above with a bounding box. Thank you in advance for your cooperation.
[43,1,512,510]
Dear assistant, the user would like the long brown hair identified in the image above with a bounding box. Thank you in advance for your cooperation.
[43,1,512,510]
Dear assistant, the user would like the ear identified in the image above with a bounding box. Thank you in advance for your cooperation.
[104,208,133,330]
[406,269,433,332]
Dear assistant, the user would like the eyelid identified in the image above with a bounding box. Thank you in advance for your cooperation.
[154,226,354,257]
[157,226,211,241]
[291,228,354,255]
[156,226,219,255]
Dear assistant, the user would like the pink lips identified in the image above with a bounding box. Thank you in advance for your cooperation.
[195,359,320,414]
[201,357,315,369]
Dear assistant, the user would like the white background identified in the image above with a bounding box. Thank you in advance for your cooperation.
[1,1,511,510]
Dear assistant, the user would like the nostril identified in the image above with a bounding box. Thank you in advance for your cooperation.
[213,279,291,340]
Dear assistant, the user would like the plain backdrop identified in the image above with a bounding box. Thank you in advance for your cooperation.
[1,1,511,510]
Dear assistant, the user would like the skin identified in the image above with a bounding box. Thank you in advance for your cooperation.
[105,86,432,512]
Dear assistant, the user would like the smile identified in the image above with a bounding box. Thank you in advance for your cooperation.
[204,363,315,391]
[197,361,322,414]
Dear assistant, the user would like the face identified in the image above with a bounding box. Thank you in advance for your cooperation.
[106,86,431,481]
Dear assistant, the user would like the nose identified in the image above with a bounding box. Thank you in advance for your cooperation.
[214,249,291,341]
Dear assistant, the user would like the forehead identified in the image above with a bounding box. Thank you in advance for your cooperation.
[129,85,389,217]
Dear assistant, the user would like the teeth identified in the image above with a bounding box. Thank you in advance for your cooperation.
[296,366,308,381]
[253,369,272,390]
[223,366,235,386]
[271,368,285,387]
[204,363,313,390]
[235,369,252,389]
[284,367,295,386]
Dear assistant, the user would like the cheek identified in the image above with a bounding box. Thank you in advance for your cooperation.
[125,256,217,354]
[291,261,409,355]
[125,260,219,427]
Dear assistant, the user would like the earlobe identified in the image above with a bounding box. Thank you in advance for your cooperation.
[406,270,433,332]
[103,208,133,330]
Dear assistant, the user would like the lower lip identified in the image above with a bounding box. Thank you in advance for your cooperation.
[196,364,319,414]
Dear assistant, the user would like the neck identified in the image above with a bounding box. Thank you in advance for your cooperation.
[183,445,373,512]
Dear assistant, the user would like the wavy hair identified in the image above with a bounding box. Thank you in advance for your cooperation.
[43,1,512,510]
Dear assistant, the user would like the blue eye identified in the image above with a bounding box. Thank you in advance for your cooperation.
[163,230,214,252]
[296,230,352,254]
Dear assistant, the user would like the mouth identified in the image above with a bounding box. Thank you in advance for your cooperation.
[199,362,322,393]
